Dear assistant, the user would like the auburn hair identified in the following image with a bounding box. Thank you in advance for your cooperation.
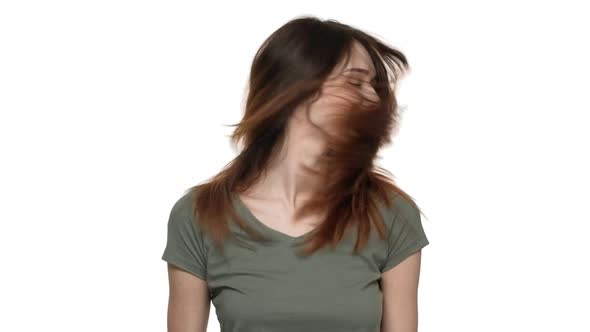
[184,15,422,257]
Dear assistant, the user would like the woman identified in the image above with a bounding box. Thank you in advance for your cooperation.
[162,16,430,332]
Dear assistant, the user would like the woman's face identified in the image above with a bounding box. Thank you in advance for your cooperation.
[290,40,380,156]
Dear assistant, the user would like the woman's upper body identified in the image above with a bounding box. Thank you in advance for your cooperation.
[162,187,429,332]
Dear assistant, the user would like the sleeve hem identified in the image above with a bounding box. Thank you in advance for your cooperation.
[162,255,207,281]
[381,239,429,273]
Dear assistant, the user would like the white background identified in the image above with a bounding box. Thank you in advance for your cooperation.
[1,1,588,331]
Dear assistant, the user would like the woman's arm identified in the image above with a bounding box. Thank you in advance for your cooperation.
[166,263,210,332]
[380,250,423,332]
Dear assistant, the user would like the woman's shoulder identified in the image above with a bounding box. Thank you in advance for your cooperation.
[171,184,206,212]
[379,189,422,230]
[171,189,196,212]
[167,186,203,230]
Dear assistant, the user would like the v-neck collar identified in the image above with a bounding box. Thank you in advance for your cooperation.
[231,192,317,242]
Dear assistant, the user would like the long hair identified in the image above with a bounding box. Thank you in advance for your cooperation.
[186,15,422,257]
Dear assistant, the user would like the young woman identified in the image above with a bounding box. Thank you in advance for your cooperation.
[162,15,430,332]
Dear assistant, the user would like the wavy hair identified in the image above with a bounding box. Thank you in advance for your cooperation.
[185,15,421,257]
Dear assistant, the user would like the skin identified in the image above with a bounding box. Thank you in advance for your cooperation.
[166,39,423,332]
[166,265,210,332]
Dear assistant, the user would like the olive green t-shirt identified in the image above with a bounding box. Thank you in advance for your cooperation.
[161,188,429,332]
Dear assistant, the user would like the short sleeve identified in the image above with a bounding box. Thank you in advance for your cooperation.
[381,195,430,273]
[161,192,208,280]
